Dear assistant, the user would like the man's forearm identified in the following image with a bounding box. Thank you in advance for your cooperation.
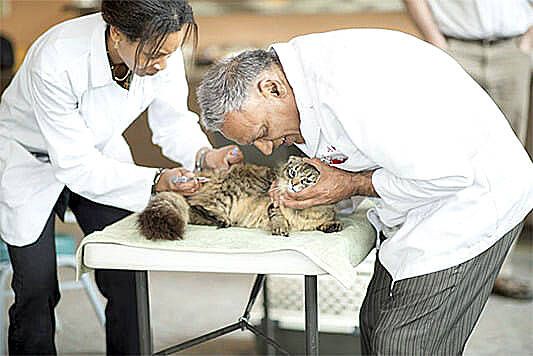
[403,0,447,49]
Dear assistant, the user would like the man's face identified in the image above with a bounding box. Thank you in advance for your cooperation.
[220,76,304,155]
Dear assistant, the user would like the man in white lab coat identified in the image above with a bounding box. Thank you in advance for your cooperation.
[404,0,533,302]
[0,1,243,354]
[197,29,533,354]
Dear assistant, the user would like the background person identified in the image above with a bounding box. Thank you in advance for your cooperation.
[403,0,533,300]
[196,30,533,354]
[0,35,14,92]
[0,0,242,354]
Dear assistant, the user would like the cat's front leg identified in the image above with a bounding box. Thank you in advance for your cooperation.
[268,203,290,237]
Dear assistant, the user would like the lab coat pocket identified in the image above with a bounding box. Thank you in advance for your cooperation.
[0,141,54,208]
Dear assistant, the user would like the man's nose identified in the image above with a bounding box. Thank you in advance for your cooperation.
[254,140,273,155]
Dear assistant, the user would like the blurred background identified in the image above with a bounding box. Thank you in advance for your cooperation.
[1,0,422,169]
[1,0,531,166]
[0,1,532,355]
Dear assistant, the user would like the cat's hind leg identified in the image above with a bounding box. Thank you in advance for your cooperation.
[268,203,290,237]
[189,205,231,229]
[317,221,344,233]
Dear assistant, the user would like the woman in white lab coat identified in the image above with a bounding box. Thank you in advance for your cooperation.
[0,0,242,354]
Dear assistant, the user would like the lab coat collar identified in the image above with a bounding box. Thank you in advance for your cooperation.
[271,43,320,158]
[90,14,114,88]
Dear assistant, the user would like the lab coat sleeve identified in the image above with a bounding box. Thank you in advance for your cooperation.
[29,70,157,213]
[371,168,473,212]
[326,65,478,213]
[147,51,211,171]
[351,114,475,212]
[339,104,476,213]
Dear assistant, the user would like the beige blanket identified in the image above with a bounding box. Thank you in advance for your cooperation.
[76,200,376,288]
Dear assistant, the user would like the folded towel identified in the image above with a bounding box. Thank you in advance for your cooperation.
[76,200,376,288]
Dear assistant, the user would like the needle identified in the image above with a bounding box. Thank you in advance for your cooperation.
[172,176,210,184]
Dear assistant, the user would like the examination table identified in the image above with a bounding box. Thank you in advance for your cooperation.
[76,200,376,355]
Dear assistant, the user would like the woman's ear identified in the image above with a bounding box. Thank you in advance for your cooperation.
[109,25,120,42]
[109,25,127,45]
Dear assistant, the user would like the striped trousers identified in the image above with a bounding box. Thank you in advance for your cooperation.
[359,222,524,355]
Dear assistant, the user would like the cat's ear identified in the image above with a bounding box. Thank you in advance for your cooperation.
[288,155,303,164]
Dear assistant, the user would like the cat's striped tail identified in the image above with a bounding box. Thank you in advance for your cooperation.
[137,192,190,240]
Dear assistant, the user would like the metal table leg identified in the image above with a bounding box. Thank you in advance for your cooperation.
[263,277,275,356]
[135,271,153,355]
[305,275,319,356]
[154,274,290,356]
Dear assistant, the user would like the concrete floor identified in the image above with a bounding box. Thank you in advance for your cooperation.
[0,229,532,355]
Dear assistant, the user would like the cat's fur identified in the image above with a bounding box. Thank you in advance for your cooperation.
[137,156,343,240]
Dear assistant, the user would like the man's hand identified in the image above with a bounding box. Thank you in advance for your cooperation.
[403,0,449,50]
[519,26,533,55]
[280,158,378,209]
[204,145,244,169]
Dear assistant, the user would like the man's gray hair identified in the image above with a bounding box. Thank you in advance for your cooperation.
[196,49,280,131]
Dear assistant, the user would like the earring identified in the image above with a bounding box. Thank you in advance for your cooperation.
[114,41,119,49]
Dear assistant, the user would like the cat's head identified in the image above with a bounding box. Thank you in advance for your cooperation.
[279,156,320,193]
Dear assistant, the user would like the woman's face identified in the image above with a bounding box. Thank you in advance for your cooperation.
[112,27,184,77]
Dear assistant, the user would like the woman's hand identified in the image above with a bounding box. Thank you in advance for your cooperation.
[203,145,244,169]
[281,158,378,209]
[155,168,201,196]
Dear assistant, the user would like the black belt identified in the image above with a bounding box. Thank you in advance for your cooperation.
[444,35,520,46]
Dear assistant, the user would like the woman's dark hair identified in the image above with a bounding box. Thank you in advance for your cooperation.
[101,0,197,70]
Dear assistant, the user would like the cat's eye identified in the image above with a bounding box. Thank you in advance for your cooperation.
[287,168,295,178]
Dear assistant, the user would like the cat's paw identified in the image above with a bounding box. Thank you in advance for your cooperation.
[272,219,289,236]
[271,226,290,237]
[216,219,231,229]
[317,221,344,233]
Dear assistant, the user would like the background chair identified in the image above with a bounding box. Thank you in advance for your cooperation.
[0,234,105,353]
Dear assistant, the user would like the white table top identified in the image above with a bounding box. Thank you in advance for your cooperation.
[77,201,376,288]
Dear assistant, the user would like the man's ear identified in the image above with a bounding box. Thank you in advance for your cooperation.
[257,79,287,99]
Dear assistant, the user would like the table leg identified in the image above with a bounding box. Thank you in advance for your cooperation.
[305,275,319,356]
[263,277,275,356]
[135,271,152,355]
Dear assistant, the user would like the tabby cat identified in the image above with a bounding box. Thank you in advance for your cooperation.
[137,156,343,240]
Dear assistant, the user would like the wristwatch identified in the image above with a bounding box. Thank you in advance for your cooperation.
[151,168,165,195]
[194,148,210,173]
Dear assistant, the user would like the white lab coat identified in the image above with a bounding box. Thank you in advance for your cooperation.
[272,29,533,282]
[0,14,210,246]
